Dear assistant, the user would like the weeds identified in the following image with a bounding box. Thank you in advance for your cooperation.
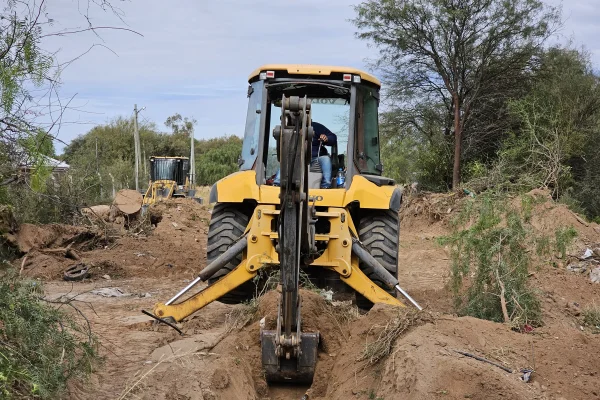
[554,226,577,259]
[358,308,426,365]
[582,305,600,333]
[0,272,99,399]
[438,194,542,327]
[224,268,280,332]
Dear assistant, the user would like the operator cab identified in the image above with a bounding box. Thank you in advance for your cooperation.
[240,65,388,189]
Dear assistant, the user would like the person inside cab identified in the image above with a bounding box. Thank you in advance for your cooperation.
[272,121,337,189]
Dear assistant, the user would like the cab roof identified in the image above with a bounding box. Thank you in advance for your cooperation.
[248,64,381,87]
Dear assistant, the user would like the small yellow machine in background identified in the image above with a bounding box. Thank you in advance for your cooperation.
[142,156,194,205]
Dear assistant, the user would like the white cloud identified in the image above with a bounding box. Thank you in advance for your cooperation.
[43,0,600,152]
[43,0,377,151]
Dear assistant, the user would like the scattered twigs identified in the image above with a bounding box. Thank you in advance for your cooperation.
[454,350,513,373]
[496,269,510,323]
[19,254,28,276]
[38,244,80,260]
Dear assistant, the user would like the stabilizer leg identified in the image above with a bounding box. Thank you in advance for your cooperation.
[153,260,256,322]
[330,261,406,307]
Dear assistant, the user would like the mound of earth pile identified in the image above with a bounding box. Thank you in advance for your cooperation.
[117,287,600,400]
[13,198,210,281]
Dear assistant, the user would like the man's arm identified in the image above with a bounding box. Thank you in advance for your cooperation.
[313,122,337,145]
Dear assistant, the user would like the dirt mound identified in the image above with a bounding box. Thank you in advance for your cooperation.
[115,289,600,400]
[19,191,599,400]
[522,189,600,246]
[11,223,105,254]
[400,191,462,230]
[16,198,210,281]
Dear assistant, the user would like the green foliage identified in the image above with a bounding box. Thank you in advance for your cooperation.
[0,4,53,116]
[62,116,242,196]
[0,272,99,398]
[195,135,243,186]
[582,305,600,334]
[379,109,453,190]
[164,113,197,137]
[353,0,559,187]
[438,194,542,326]
[554,226,577,260]
[481,47,600,218]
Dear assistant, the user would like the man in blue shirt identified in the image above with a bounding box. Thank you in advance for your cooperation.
[272,121,337,188]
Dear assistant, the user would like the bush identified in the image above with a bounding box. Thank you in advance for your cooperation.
[438,194,542,327]
[582,305,600,334]
[0,271,99,398]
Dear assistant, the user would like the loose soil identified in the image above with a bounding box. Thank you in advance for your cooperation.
[7,192,600,400]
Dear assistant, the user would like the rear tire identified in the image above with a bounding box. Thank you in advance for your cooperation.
[354,209,400,311]
[206,203,254,304]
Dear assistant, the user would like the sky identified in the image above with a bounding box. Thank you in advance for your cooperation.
[41,0,600,154]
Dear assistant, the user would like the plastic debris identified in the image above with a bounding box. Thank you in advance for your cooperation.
[583,248,594,259]
[520,368,534,382]
[567,263,588,273]
[91,287,130,297]
[319,289,333,301]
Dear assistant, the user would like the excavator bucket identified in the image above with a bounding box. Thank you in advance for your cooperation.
[261,330,319,383]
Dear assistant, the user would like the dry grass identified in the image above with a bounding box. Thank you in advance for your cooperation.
[358,308,431,365]
[118,348,217,400]
[583,304,600,333]
[224,268,280,333]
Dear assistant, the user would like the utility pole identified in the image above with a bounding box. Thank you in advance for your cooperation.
[190,129,195,188]
[143,144,147,181]
[96,136,103,199]
[133,104,145,192]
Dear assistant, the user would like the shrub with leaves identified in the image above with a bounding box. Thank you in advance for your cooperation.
[0,272,99,399]
[582,305,600,334]
[438,194,542,327]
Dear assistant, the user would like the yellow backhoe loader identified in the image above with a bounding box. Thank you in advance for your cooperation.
[142,156,194,205]
[150,64,421,383]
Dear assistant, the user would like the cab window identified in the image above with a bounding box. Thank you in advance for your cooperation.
[354,85,381,175]
[240,80,264,171]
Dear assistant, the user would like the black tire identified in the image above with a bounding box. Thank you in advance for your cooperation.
[355,210,400,311]
[206,203,254,304]
[63,263,90,281]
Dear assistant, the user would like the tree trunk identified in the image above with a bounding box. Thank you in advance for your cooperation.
[452,94,462,189]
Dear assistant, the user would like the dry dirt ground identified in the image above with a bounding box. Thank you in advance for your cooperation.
[10,193,600,400]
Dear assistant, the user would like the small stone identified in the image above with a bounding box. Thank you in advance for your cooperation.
[541,385,547,392]
[102,274,111,280]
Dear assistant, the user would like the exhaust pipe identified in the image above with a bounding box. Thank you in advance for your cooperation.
[351,239,423,310]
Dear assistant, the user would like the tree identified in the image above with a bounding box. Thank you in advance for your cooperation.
[353,0,560,188]
[499,47,600,213]
[164,113,197,137]
[0,0,137,194]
